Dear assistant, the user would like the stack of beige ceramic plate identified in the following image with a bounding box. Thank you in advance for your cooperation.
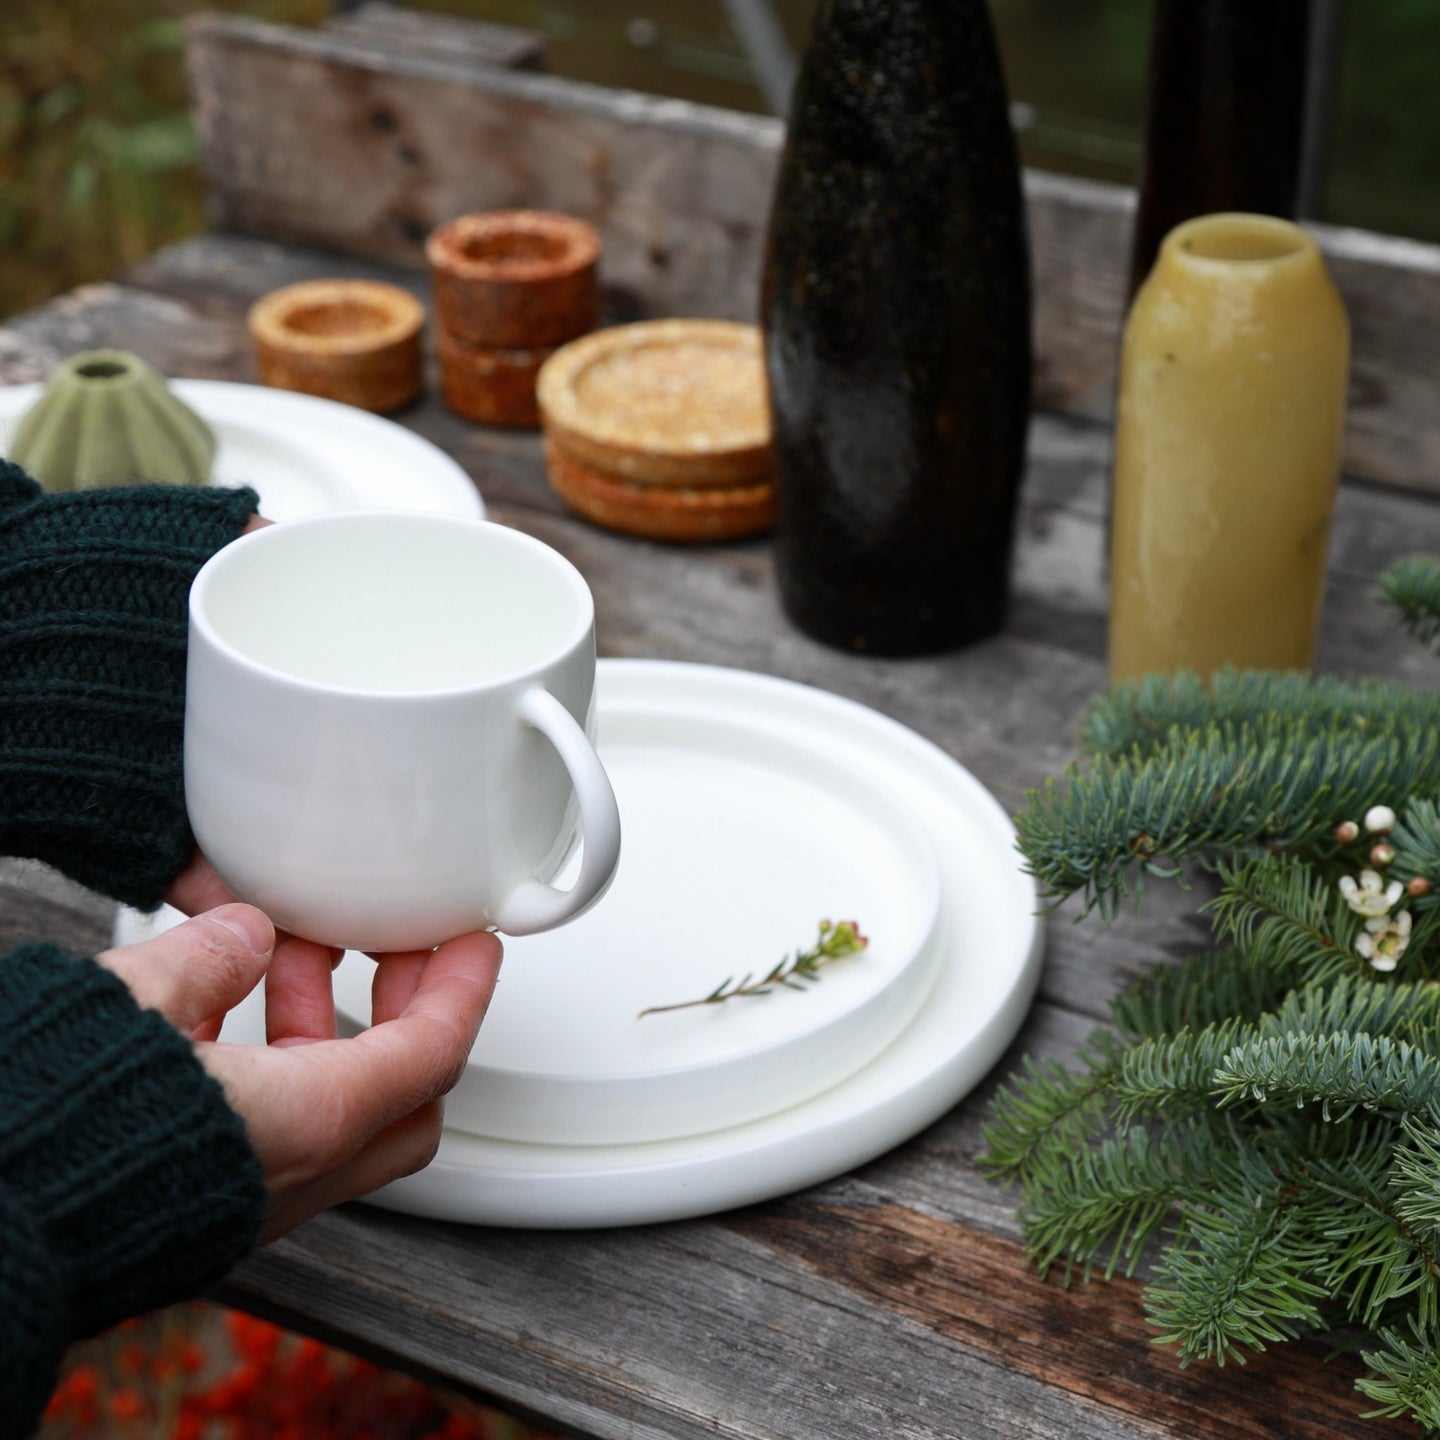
[536,319,774,543]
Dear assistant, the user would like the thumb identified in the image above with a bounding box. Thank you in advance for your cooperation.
[96,904,275,1035]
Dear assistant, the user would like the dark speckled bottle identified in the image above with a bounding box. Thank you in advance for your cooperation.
[1128,0,1310,297]
[761,0,1031,656]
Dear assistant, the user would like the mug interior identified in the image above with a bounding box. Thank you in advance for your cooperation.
[195,515,590,692]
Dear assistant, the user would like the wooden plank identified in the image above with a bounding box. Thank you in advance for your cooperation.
[0,860,114,957]
[120,232,435,311]
[184,16,1440,497]
[323,1,547,73]
[224,1203,1180,1440]
[1025,172,1440,497]
[184,15,781,327]
[0,279,253,385]
[731,1201,1390,1440]
[214,1038,1402,1440]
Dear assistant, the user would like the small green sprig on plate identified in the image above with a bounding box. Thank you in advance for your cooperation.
[638,919,868,1019]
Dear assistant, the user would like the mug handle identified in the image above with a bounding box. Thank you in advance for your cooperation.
[490,687,622,936]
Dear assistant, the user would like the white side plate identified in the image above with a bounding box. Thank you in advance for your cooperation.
[0,379,484,522]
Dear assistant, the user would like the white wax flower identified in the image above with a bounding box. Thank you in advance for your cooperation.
[1338,869,1403,918]
[1357,909,1412,972]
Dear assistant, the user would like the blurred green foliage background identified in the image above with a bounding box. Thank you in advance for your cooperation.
[0,0,326,318]
[2,0,1437,321]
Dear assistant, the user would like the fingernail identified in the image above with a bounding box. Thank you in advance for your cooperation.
[207,904,275,955]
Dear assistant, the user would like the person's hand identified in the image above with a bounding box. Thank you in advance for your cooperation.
[167,852,348,1045]
[97,902,502,1240]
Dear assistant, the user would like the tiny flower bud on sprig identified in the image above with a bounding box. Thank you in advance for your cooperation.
[639,919,869,1017]
[1336,805,1398,850]
[1366,805,1398,835]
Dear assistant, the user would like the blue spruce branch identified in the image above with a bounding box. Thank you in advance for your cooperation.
[1016,717,1440,917]
[1144,1138,1334,1365]
[991,563,1440,1427]
[1359,1320,1440,1428]
[1379,556,1440,652]
[1082,668,1440,761]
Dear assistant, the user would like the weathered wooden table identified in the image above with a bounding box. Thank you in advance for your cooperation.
[6,10,1440,1437]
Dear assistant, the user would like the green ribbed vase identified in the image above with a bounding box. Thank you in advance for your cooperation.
[10,350,216,491]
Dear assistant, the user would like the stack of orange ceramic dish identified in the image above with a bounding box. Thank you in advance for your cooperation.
[536,319,774,543]
[427,211,600,428]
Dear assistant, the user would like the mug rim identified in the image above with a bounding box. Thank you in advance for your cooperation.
[189,510,596,699]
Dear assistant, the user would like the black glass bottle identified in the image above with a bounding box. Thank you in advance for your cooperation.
[760,0,1032,657]
[1129,0,1311,296]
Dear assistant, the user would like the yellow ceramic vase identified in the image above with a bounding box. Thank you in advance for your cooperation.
[1108,212,1349,681]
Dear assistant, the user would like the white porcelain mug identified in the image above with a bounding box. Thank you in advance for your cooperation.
[184,512,621,951]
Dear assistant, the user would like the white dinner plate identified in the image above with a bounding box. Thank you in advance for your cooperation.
[199,661,1044,1228]
[0,378,484,522]
[331,682,945,1146]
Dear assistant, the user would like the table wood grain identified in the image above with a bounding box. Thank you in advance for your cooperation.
[3,227,1436,1439]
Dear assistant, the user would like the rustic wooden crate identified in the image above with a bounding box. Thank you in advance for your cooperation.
[186,11,1440,497]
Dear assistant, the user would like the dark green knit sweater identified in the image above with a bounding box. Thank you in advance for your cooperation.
[0,461,268,1439]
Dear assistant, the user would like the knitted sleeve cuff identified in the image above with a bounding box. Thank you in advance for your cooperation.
[0,944,267,1346]
[0,1184,68,1440]
[0,462,259,909]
